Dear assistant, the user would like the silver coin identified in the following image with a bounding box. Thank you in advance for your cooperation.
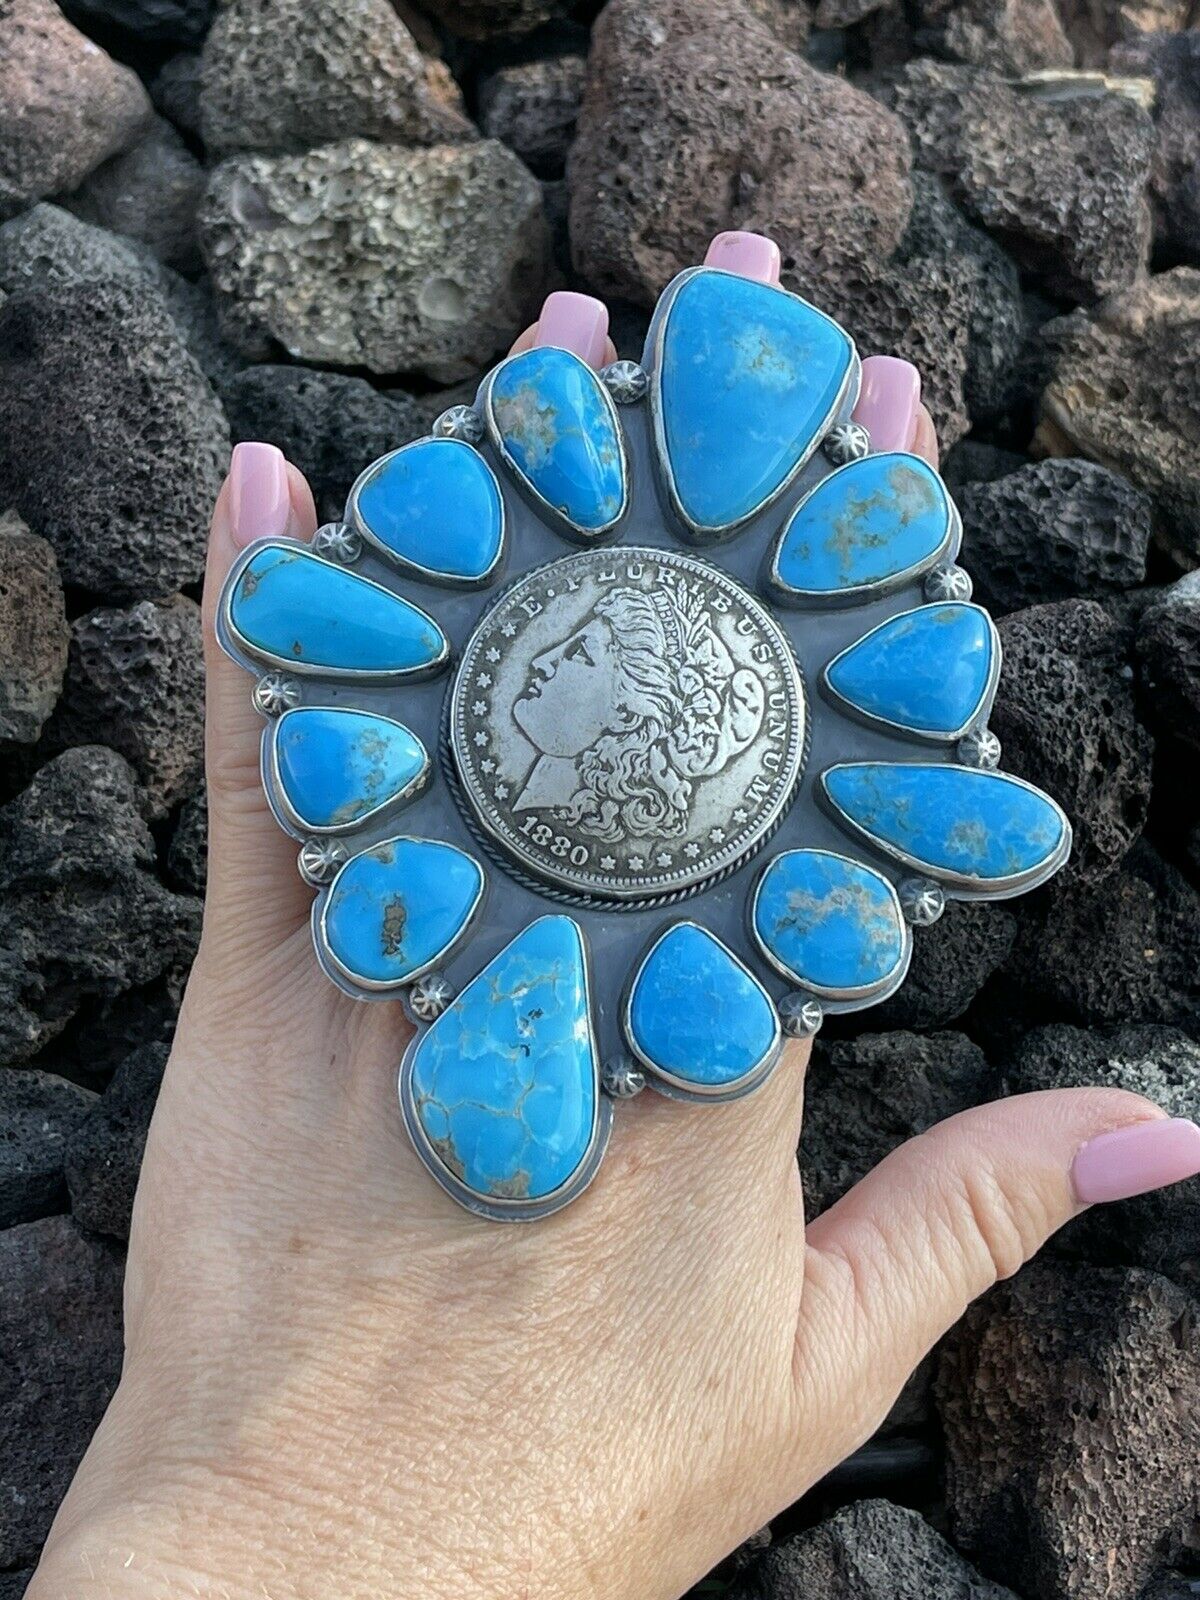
[450,546,806,902]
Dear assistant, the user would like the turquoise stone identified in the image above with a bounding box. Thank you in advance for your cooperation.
[407,917,598,1204]
[753,849,907,995]
[655,269,853,535]
[353,438,504,583]
[822,763,1069,888]
[272,708,427,831]
[229,543,446,676]
[321,838,482,987]
[824,603,996,738]
[626,923,778,1089]
[774,452,953,599]
[489,346,626,533]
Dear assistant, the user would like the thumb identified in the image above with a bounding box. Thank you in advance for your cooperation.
[795,1089,1200,1450]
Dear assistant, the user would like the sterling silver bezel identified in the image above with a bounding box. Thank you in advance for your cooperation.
[261,706,432,840]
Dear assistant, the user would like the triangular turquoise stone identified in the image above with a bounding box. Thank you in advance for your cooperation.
[352,438,504,583]
[821,763,1070,891]
[407,917,600,1205]
[824,603,996,738]
[654,269,853,537]
[272,707,427,831]
[488,347,626,533]
[627,923,779,1091]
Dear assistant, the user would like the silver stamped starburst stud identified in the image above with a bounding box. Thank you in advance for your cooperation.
[408,972,455,1023]
[432,404,485,444]
[823,420,871,465]
[601,1056,646,1099]
[779,994,824,1039]
[252,671,301,718]
[925,563,973,603]
[298,837,349,886]
[958,726,1002,769]
[899,876,945,926]
[312,522,363,564]
[601,360,649,406]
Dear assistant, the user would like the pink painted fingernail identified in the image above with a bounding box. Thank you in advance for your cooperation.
[1072,1118,1200,1205]
[852,356,922,454]
[533,291,609,370]
[703,231,781,285]
[228,442,290,549]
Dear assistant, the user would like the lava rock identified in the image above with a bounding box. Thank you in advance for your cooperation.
[937,1260,1200,1600]
[37,977,183,1084]
[912,0,1073,73]
[0,1069,96,1229]
[991,600,1153,884]
[801,1032,995,1218]
[61,0,216,46]
[66,114,205,273]
[65,1042,166,1239]
[221,364,422,525]
[479,54,585,179]
[1036,270,1200,566]
[886,60,1154,304]
[960,459,1151,615]
[942,439,1026,490]
[732,1499,1018,1600]
[150,49,203,140]
[1006,1024,1199,1286]
[409,0,572,39]
[0,510,68,745]
[1056,0,1193,68]
[166,787,206,894]
[1112,32,1200,265]
[568,0,912,309]
[0,279,228,601]
[47,596,204,820]
[202,138,549,381]
[0,1215,124,1567]
[0,0,152,217]
[868,899,1017,1031]
[200,0,471,158]
[1137,571,1200,751]
[0,1573,33,1599]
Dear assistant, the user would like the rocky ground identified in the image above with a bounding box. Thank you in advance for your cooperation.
[0,0,1198,1594]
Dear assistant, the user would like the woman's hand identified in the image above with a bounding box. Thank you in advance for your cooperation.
[27,235,1200,1600]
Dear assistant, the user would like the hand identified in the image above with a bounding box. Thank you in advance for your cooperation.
[27,237,1200,1600]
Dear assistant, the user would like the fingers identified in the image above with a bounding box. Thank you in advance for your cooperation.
[795,1090,1200,1454]
[200,443,320,944]
[510,289,618,367]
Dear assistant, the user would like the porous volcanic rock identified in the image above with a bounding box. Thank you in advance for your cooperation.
[1056,0,1194,67]
[67,114,205,272]
[937,1261,1200,1600]
[1112,31,1200,264]
[568,0,912,308]
[65,1042,167,1239]
[0,510,68,744]
[409,0,572,39]
[61,0,216,46]
[0,0,151,217]
[1136,570,1200,751]
[867,900,1017,1031]
[479,53,585,178]
[0,1069,96,1229]
[166,787,206,894]
[911,0,1073,73]
[201,139,549,381]
[200,0,471,157]
[0,279,229,600]
[150,49,203,139]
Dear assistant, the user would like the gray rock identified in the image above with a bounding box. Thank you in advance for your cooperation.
[408,0,573,39]
[1036,270,1200,566]
[1139,1575,1200,1600]
[801,1031,995,1218]
[938,1261,1200,1600]
[0,510,67,745]
[65,1042,166,1239]
[992,600,1153,884]
[1112,32,1200,265]
[200,0,471,158]
[868,899,1017,1030]
[202,138,549,381]
[1137,570,1200,752]
[47,596,204,820]
[1056,0,1193,68]
[732,1499,1018,1600]
[61,0,215,46]
[221,364,422,525]
[66,114,205,273]
[942,438,1026,490]
[150,50,203,140]
[167,787,206,894]
[0,1572,33,1599]
[0,279,229,600]
[913,0,1073,73]
[479,54,585,179]
[568,0,913,309]
[961,459,1151,615]
[886,60,1154,304]
[1006,1024,1200,1286]
[0,1070,96,1229]
[0,0,152,217]
[0,746,202,1062]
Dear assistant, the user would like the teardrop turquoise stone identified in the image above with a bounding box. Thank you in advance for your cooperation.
[753,849,907,996]
[824,603,996,737]
[627,924,778,1089]
[229,543,446,676]
[407,917,599,1204]
[353,438,504,582]
[489,347,626,532]
[273,708,427,831]
[822,763,1069,888]
[655,269,853,535]
[774,453,953,599]
[321,838,483,988]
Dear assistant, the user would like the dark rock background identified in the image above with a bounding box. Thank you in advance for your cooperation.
[0,0,1197,1594]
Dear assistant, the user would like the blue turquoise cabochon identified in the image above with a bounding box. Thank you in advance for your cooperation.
[270,707,428,833]
[351,438,504,583]
[753,849,909,999]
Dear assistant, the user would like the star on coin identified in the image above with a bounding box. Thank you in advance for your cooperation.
[684,842,700,858]
[472,700,487,715]
[655,852,671,867]
[629,855,645,870]
[495,783,509,800]
[485,647,501,663]
[501,622,517,637]
[476,673,492,688]
[710,827,726,842]
[600,855,616,870]
[473,731,488,747]
[733,808,748,823]
[480,759,495,773]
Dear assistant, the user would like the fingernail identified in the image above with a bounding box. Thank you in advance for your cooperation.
[703,230,781,286]
[911,403,939,471]
[533,291,610,370]
[228,441,291,549]
[1071,1118,1200,1205]
[853,356,922,454]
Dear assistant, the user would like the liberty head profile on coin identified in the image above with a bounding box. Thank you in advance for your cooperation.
[451,547,807,902]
